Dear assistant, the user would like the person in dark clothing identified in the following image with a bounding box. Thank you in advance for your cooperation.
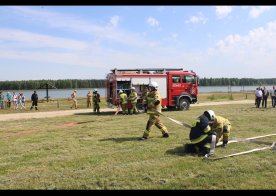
[93,89,101,114]
[184,110,217,157]
[30,91,38,110]
[262,87,269,108]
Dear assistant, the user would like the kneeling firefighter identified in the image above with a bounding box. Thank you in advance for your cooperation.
[184,110,217,157]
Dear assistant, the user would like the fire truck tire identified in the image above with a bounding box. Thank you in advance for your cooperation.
[179,98,190,111]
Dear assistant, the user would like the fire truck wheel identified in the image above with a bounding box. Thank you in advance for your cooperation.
[179,98,190,111]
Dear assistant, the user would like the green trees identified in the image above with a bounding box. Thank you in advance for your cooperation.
[198,77,276,86]
[0,79,105,90]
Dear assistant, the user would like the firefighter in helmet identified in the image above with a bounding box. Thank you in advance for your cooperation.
[128,87,138,115]
[118,89,128,115]
[92,89,101,114]
[184,110,217,157]
[142,86,149,112]
[139,81,169,140]
[210,116,231,147]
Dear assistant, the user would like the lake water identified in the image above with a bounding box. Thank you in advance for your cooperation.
[2,86,274,99]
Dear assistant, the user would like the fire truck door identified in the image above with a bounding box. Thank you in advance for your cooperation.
[170,75,182,105]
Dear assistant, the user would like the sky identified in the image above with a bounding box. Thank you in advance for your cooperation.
[1,6,276,81]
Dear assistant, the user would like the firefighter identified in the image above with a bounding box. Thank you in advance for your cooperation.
[139,81,169,140]
[87,90,93,108]
[142,86,149,112]
[92,89,101,114]
[210,115,231,147]
[118,90,128,115]
[184,110,217,157]
[70,90,77,109]
[128,87,138,115]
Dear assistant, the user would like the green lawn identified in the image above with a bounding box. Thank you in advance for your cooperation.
[0,101,275,189]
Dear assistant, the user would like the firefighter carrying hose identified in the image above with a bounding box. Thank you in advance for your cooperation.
[210,116,231,147]
[184,110,217,157]
[139,81,169,140]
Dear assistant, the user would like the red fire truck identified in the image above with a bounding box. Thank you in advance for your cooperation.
[106,68,199,111]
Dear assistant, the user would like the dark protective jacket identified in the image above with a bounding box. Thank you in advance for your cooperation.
[189,114,211,144]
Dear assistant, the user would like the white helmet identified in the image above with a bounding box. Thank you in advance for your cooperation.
[204,110,216,121]
[130,87,135,90]
[118,89,123,94]
[93,89,98,92]
[149,81,158,89]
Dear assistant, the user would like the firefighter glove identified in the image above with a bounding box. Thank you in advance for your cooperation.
[154,100,160,105]
[222,140,228,148]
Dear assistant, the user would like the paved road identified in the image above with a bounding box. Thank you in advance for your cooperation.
[0,100,254,122]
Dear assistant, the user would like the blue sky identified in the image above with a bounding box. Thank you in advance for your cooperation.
[1,6,276,80]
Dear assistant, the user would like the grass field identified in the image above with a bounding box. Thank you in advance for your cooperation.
[0,92,275,189]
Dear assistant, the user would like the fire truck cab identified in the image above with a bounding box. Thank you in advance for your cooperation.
[106,68,199,111]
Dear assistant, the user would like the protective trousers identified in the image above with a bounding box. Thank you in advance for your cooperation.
[93,102,100,113]
[121,103,128,115]
[129,102,138,114]
[215,125,231,143]
[193,133,216,156]
[142,114,168,138]
[71,99,77,109]
[87,100,92,108]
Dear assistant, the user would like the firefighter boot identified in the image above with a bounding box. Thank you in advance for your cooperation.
[162,132,169,138]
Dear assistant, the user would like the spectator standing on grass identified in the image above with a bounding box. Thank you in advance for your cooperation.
[12,92,18,110]
[255,87,262,108]
[6,92,11,109]
[87,91,93,108]
[18,93,26,110]
[30,91,38,110]
[70,90,78,109]
[0,92,3,109]
[270,86,276,108]
[262,87,269,108]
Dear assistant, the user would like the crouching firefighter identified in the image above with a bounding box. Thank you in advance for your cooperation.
[210,115,231,147]
[184,110,217,157]
[139,81,169,140]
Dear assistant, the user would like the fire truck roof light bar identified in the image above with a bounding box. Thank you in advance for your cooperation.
[111,68,184,74]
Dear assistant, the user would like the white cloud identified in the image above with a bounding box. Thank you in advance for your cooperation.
[215,6,232,18]
[249,6,273,18]
[0,28,89,50]
[110,15,120,27]
[146,17,159,27]
[185,12,208,24]
[157,6,165,12]
[8,7,154,48]
[205,20,276,77]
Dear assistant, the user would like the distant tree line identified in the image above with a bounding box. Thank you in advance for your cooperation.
[199,77,276,86]
[0,79,106,90]
[1,78,276,90]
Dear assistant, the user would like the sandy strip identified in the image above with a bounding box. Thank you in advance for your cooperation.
[0,100,254,122]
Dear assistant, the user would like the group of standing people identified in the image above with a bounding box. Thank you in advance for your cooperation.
[117,87,139,115]
[86,89,101,114]
[255,86,276,108]
[0,91,26,110]
[70,89,101,114]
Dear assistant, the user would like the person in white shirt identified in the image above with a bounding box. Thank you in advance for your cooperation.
[12,92,18,110]
[255,87,262,108]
